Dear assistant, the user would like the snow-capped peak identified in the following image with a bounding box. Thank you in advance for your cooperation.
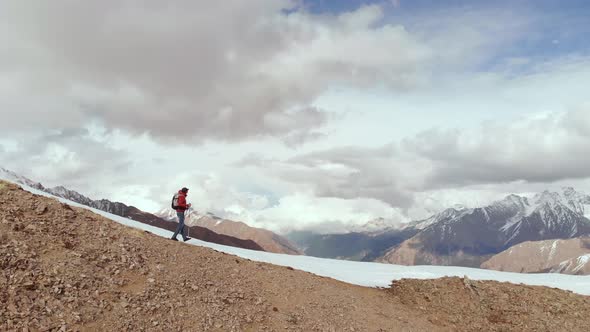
[530,188,590,218]
[533,190,562,206]
[0,167,44,189]
[349,217,402,233]
[414,188,590,241]
[44,185,94,205]
[155,207,212,226]
[408,207,472,230]
[493,194,531,212]
[450,203,468,211]
[482,188,590,221]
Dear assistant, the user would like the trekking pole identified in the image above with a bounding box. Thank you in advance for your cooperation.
[186,207,192,238]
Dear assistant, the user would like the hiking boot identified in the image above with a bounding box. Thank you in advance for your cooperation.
[171,238,178,241]
[183,237,192,242]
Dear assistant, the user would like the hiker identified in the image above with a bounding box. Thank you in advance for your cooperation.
[171,187,192,242]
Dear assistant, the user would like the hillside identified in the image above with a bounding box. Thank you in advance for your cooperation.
[550,254,590,274]
[481,237,590,274]
[2,180,590,331]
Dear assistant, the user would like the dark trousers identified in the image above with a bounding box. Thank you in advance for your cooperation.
[172,211,187,240]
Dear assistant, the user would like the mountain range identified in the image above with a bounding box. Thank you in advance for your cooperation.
[380,188,590,267]
[288,187,590,274]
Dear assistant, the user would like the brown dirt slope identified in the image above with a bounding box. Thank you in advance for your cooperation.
[481,238,590,274]
[390,276,590,331]
[548,254,590,274]
[1,180,590,332]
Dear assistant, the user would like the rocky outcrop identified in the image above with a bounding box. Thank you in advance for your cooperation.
[481,237,590,274]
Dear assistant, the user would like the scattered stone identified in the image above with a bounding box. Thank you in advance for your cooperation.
[36,204,48,215]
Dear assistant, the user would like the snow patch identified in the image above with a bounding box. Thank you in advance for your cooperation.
[524,201,538,217]
[500,215,522,233]
[0,168,41,188]
[554,254,590,274]
[574,254,590,273]
[481,207,490,222]
[503,221,522,244]
[548,240,559,261]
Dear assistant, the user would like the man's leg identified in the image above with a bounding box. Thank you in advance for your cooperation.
[172,212,185,240]
[179,212,189,240]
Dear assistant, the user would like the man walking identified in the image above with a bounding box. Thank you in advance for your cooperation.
[171,187,192,242]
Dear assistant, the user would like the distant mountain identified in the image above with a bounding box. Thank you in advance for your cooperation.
[481,237,590,274]
[0,167,264,251]
[157,209,302,255]
[380,188,590,267]
[0,167,45,190]
[346,217,403,233]
[286,228,419,261]
[405,206,470,230]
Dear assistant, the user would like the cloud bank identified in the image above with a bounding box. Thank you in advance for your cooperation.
[239,107,590,217]
[0,1,431,143]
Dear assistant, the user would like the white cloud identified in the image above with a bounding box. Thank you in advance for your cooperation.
[0,128,132,196]
[0,1,431,143]
[237,105,590,223]
[222,192,408,234]
[405,107,590,187]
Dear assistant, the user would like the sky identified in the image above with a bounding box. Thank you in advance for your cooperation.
[1,0,589,234]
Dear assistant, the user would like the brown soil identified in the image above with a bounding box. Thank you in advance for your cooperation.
[1,180,590,332]
[390,277,590,331]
